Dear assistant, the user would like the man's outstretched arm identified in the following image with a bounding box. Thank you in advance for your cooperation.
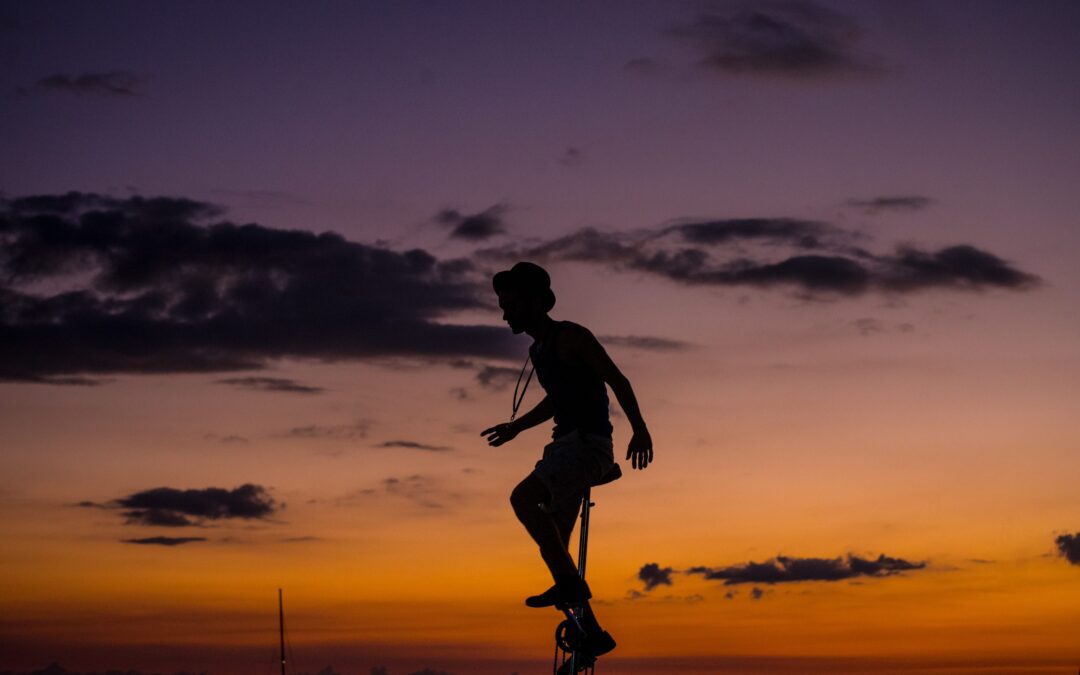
[482,395,553,446]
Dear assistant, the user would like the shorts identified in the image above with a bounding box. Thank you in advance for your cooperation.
[531,430,615,513]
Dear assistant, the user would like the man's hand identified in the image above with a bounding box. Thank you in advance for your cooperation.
[627,429,653,470]
[481,422,519,447]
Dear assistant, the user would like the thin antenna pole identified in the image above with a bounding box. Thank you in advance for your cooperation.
[279,588,286,675]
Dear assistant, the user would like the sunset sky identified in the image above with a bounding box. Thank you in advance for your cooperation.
[2,2,1079,674]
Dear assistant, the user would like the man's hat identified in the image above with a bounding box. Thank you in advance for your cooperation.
[493,261,556,312]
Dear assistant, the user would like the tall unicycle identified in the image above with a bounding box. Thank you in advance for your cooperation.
[552,461,621,674]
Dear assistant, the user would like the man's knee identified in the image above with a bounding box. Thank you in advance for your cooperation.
[510,476,547,517]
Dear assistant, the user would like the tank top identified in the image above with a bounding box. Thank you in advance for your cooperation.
[529,320,613,440]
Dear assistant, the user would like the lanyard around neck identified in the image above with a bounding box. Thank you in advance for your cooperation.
[510,353,534,422]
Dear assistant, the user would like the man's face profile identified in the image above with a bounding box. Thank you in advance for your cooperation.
[497,289,532,334]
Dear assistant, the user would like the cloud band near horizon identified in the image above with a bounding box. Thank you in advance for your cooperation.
[1,192,1040,384]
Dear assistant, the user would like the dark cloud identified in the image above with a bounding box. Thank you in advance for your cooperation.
[407,669,454,675]
[23,70,145,96]
[121,536,207,546]
[216,376,324,394]
[281,535,322,543]
[478,218,1039,298]
[638,562,675,591]
[371,668,389,675]
[750,586,764,600]
[0,192,518,383]
[435,204,508,241]
[687,553,926,585]
[280,421,370,440]
[881,245,1039,292]
[102,484,279,527]
[599,335,691,351]
[668,1,883,79]
[846,195,934,213]
[376,440,453,452]
[1055,532,1080,565]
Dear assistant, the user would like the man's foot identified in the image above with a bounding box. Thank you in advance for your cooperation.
[555,631,617,674]
[525,575,591,609]
[524,583,560,608]
[582,629,617,657]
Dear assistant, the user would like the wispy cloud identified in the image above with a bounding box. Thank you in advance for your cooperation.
[122,536,207,546]
[217,377,324,394]
[851,318,914,337]
[435,204,509,241]
[22,71,146,96]
[846,195,934,213]
[599,335,691,351]
[667,1,885,80]
[209,188,312,207]
[376,440,453,452]
[204,433,250,444]
[558,147,584,167]
[279,420,371,440]
[475,364,522,391]
[336,474,463,511]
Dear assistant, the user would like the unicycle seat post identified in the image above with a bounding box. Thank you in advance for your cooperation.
[577,487,593,580]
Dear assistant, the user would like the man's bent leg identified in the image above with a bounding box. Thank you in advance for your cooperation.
[510,475,578,580]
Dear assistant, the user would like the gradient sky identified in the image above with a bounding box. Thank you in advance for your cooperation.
[2,2,1080,674]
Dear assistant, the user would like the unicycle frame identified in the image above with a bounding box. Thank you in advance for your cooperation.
[554,486,596,675]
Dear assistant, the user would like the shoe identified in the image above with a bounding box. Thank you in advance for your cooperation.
[555,631,616,674]
[525,575,592,609]
[584,629,617,657]
[525,583,559,608]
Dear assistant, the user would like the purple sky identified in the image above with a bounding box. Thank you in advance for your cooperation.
[2,2,1080,673]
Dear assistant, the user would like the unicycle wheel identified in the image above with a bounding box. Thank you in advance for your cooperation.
[555,619,584,652]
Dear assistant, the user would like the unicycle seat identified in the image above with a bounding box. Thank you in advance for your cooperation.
[590,463,622,487]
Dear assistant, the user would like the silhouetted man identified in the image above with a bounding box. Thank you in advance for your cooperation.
[482,261,653,662]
